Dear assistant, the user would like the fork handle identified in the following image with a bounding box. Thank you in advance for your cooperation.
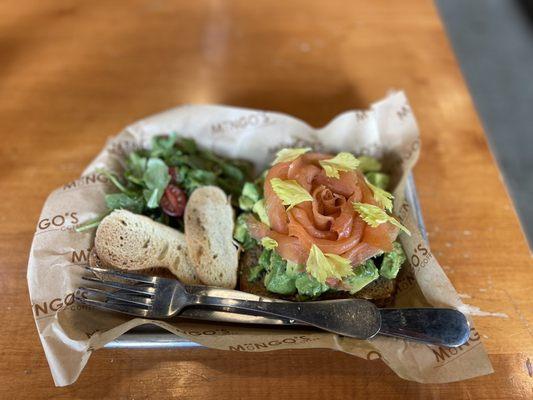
[188,296,381,339]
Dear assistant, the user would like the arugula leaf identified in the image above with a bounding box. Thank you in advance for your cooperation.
[74,214,109,232]
[182,154,216,170]
[97,168,131,195]
[143,189,161,209]
[319,152,360,178]
[126,152,147,178]
[105,193,145,213]
[174,165,190,185]
[150,133,177,158]
[124,153,147,185]
[182,169,217,192]
[159,136,252,198]
[175,137,197,154]
[379,242,406,279]
[165,152,189,168]
[270,178,313,210]
[221,163,245,182]
[142,158,171,208]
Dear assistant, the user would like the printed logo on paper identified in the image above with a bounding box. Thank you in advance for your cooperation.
[396,103,412,121]
[228,335,319,351]
[107,139,142,158]
[211,112,275,136]
[410,242,433,270]
[70,247,93,264]
[63,172,109,191]
[430,327,482,367]
[172,327,232,337]
[32,291,90,319]
[36,211,80,235]
[355,110,370,122]
[395,266,417,294]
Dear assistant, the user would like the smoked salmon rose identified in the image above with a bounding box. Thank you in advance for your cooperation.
[246,150,404,269]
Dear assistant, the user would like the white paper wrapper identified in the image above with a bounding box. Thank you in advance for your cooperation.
[27,91,493,386]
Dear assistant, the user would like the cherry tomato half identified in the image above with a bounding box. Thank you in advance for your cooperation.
[160,184,187,217]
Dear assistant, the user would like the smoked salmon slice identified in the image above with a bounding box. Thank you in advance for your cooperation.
[256,152,399,266]
[264,162,290,234]
[245,215,308,264]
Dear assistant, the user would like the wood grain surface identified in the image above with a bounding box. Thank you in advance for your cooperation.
[1,0,532,398]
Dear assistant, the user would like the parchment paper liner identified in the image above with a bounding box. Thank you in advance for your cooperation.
[27,92,493,386]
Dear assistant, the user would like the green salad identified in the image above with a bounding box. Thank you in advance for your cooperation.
[78,134,253,231]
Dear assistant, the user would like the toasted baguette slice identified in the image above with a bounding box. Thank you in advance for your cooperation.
[89,248,184,281]
[184,186,238,288]
[94,210,200,284]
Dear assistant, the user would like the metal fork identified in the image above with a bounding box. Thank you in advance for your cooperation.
[75,267,470,346]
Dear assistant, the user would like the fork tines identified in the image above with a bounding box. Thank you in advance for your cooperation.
[75,267,157,317]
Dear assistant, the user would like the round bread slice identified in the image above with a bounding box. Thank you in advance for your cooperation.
[184,186,238,289]
[94,209,200,284]
[89,247,179,280]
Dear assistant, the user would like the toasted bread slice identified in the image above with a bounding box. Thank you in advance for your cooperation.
[238,244,396,306]
[184,186,238,289]
[89,247,179,280]
[94,209,200,284]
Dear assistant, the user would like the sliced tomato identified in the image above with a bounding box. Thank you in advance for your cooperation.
[161,184,187,217]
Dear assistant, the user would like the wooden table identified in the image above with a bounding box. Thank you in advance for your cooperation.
[1,0,531,398]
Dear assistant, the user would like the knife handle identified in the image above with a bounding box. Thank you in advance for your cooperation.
[378,308,470,347]
[190,296,382,339]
